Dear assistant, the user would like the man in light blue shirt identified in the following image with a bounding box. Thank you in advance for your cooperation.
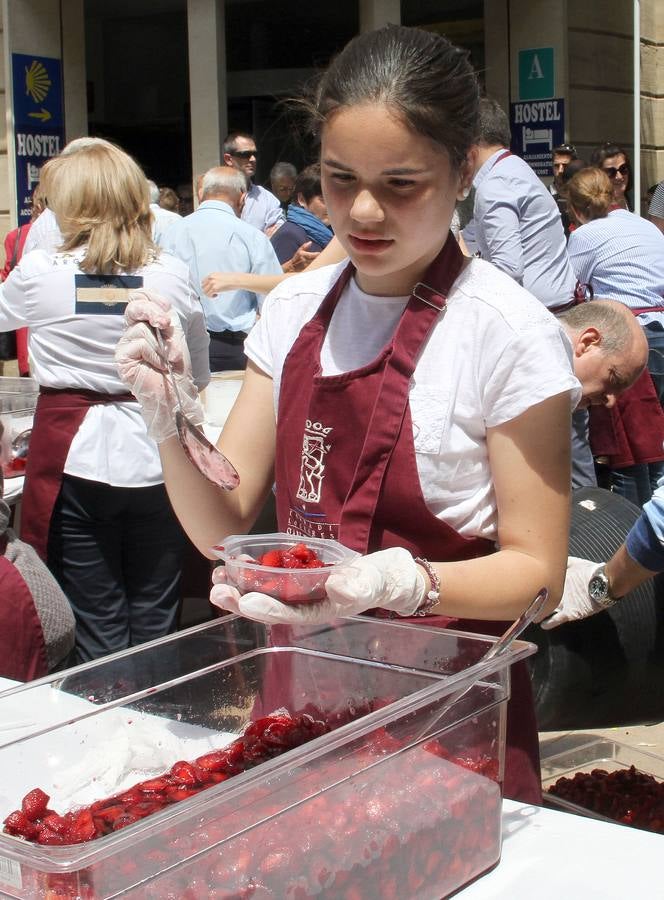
[464,98,577,313]
[163,166,283,371]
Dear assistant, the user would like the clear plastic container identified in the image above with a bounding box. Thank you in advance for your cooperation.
[541,737,664,828]
[0,378,37,479]
[211,532,359,605]
[0,615,536,899]
[0,377,39,414]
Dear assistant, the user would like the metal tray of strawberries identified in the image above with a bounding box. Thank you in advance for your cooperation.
[0,615,536,899]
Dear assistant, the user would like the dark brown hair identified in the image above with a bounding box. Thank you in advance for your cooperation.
[302,25,479,170]
[294,164,322,203]
[590,141,631,169]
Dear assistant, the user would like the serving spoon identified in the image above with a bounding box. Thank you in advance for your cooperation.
[413,588,549,743]
[153,329,240,490]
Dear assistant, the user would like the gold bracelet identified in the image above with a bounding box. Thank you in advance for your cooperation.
[413,557,441,616]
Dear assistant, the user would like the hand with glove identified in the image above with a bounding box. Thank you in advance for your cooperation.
[536,556,617,630]
[210,547,433,625]
[115,289,204,444]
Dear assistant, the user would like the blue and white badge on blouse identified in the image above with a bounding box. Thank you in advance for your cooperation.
[74,274,143,315]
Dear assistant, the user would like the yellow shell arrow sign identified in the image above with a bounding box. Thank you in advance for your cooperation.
[28,108,51,122]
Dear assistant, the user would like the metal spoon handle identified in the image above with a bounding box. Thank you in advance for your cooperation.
[152,327,186,412]
[481,587,549,662]
[413,588,548,745]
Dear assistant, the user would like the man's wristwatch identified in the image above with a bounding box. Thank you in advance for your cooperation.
[587,564,618,609]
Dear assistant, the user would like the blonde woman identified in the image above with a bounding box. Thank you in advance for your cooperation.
[0,141,210,663]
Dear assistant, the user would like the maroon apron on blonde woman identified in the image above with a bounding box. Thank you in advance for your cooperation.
[273,234,542,804]
[20,387,134,561]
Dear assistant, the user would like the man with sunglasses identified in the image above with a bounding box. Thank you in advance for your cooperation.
[550,142,577,198]
[222,132,285,235]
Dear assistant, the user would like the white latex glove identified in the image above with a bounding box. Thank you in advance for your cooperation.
[115,289,204,443]
[536,556,609,630]
[210,547,427,625]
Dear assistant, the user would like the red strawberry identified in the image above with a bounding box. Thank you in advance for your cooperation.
[67,809,97,843]
[95,804,128,825]
[195,751,228,772]
[290,542,314,562]
[165,786,200,802]
[21,787,50,821]
[170,760,199,786]
[258,549,283,567]
[41,813,68,834]
[36,825,67,845]
[3,810,38,840]
[138,776,171,793]
[207,772,229,783]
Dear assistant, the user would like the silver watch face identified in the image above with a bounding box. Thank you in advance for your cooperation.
[588,568,610,604]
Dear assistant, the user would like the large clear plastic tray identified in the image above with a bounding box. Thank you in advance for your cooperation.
[0,615,535,899]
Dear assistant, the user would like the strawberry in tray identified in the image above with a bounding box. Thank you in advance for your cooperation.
[2,711,331,847]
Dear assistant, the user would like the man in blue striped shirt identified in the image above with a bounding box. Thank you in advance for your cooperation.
[464,98,577,313]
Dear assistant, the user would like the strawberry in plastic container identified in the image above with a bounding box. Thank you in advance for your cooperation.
[212,532,358,606]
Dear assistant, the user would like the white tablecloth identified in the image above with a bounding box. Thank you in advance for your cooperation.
[458,798,663,898]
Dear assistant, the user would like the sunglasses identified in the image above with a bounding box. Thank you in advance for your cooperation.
[603,163,629,179]
[231,150,257,159]
[554,143,577,156]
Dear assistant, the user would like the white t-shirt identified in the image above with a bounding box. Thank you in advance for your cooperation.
[245,258,581,541]
[0,249,210,487]
[22,208,61,255]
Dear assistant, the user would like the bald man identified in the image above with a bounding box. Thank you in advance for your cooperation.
[163,166,282,371]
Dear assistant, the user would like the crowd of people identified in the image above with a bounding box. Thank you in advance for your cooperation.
[1,23,664,803]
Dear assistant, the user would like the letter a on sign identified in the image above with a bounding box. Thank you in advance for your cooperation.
[529,54,544,80]
[518,48,554,100]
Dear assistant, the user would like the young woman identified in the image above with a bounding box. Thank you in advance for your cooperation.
[567,165,664,505]
[0,141,210,663]
[589,141,632,210]
[117,25,579,802]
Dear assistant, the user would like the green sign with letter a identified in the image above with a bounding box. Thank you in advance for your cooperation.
[518,48,554,100]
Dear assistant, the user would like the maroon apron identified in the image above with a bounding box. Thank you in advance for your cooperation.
[0,534,49,681]
[21,387,134,561]
[589,306,664,468]
[274,234,542,804]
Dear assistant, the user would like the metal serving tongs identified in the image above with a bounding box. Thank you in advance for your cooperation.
[414,587,549,743]
[152,328,240,490]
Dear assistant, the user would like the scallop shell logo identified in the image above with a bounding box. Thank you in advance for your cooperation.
[25,60,51,103]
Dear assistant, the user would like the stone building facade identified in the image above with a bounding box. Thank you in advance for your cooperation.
[0,0,661,241]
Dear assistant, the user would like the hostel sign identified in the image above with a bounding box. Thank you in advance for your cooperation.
[11,53,65,224]
[510,99,565,178]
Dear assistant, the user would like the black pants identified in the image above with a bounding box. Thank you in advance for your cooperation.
[48,476,185,663]
[208,330,248,372]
